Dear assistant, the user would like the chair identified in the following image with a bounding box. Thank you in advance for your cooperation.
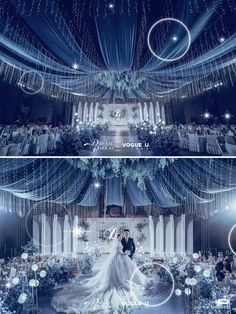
[178,131,189,150]
[206,135,224,155]
[0,145,9,156]
[35,134,49,155]
[225,136,236,156]
[188,134,206,153]
[7,143,22,156]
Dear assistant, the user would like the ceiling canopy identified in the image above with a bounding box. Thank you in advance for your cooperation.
[0,158,235,218]
[0,0,235,102]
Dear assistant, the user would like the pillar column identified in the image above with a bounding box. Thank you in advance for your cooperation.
[76,102,81,121]
[144,102,148,121]
[89,103,92,122]
[170,215,175,257]
[33,216,40,252]
[149,102,155,123]
[53,214,58,255]
[41,213,46,255]
[161,105,166,124]
[72,215,79,256]
[181,214,186,256]
[138,103,143,121]
[155,102,161,124]
[72,104,77,125]
[155,215,164,257]
[94,103,99,121]
[83,102,88,122]
[149,216,155,257]
[63,215,71,255]
[186,216,193,256]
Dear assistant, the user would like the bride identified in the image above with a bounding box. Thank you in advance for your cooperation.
[52,233,147,313]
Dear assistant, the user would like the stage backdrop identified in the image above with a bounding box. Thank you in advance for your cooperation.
[33,215,193,257]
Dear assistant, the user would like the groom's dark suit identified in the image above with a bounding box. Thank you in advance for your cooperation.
[121,237,135,259]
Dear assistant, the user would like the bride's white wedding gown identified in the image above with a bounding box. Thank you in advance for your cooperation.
[52,240,147,313]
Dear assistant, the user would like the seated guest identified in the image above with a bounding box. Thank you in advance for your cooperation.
[224,257,232,274]
[215,258,225,281]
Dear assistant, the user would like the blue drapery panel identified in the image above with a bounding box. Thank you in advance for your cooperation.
[95,13,137,71]
[125,179,152,207]
[9,164,75,201]
[77,180,101,207]
[105,177,124,207]
[148,179,180,208]
[0,160,64,193]
[53,171,90,204]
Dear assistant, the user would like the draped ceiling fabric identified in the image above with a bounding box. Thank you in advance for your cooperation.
[0,158,236,218]
[0,0,235,103]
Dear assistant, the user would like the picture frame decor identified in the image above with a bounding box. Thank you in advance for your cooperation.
[109,206,122,218]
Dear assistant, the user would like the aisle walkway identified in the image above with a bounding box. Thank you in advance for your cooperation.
[91,126,152,156]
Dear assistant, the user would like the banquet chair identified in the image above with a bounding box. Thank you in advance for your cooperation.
[188,134,206,153]
[35,134,49,155]
[0,145,10,156]
[225,136,236,155]
[206,135,225,155]
[7,143,22,156]
[178,131,189,150]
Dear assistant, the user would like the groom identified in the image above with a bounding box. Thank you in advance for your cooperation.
[121,229,135,259]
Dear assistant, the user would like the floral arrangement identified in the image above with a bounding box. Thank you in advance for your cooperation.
[79,220,90,231]
[55,121,109,156]
[135,221,148,232]
[68,158,175,188]
[129,121,179,156]
[137,233,147,244]
[79,244,101,274]
[21,240,39,255]
[0,253,79,313]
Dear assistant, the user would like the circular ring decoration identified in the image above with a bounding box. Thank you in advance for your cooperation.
[147,18,191,62]
[228,224,236,256]
[129,262,175,308]
[18,70,44,95]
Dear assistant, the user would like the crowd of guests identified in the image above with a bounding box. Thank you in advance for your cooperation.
[0,121,109,156]
[196,250,236,282]
[176,123,236,139]
[130,121,236,155]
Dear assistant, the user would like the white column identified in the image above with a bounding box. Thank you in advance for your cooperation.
[181,214,186,256]
[83,102,88,122]
[53,214,58,255]
[149,216,155,257]
[155,102,161,124]
[33,216,40,249]
[90,103,93,121]
[144,102,148,121]
[155,215,164,257]
[89,103,94,121]
[161,105,166,124]
[170,215,175,257]
[94,103,99,121]
[186,216,193,256]
[72,104,76,125]
[138,103,143,121]
[149,102,155,123]
[45,216,52,255]
[41,213,46,255]
[63,215,71,255]
[78,102,83,121]
[72,215,79,256]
